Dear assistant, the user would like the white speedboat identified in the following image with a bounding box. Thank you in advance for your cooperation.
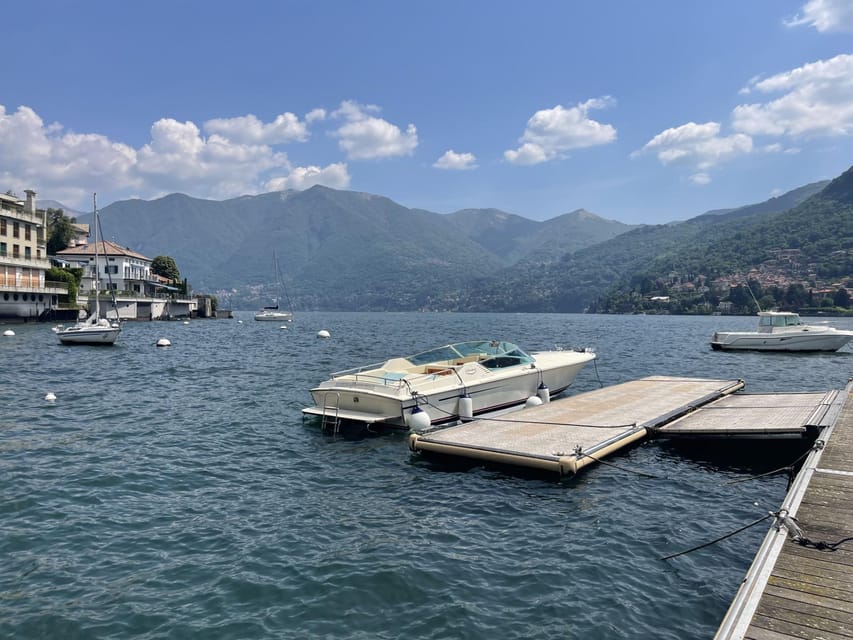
[711,311,853,352]
[303,340,596,431]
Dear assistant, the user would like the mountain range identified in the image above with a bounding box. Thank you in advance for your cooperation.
[48,164,852,312]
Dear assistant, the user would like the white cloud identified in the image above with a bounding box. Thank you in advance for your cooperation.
[786,0,853,31]
[504,97,617,165]
[634,121,753,182]
[331,100,418,160]
[0,104,140,204]
[732,54,853,137]
[204,112,310,145]
[0,104,344,207]
[433,150,477,170]
[265,163,350,191]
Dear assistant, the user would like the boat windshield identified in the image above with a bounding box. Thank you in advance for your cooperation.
[760,314,803,328]
[407,340,531,366]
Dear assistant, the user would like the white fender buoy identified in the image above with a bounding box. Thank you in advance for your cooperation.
[183,321,189,325]
[44,392,57,402]
[156,338,171,347]
[458,394,473,421]
[406,406,431,431]
[525,396,543,408]
[237,320,243,324]
[3,329,14,337]
[279,325,288,330]
[537,382,550,404]
[317,329,330,339]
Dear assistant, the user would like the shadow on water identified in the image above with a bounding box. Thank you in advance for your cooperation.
[656,437,816,476]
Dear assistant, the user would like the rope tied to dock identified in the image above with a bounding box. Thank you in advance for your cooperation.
[724,440,824,486]
[772,508,853,551]
[660,513,773,561]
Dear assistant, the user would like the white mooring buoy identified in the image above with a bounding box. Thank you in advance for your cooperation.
[458,394,473,421]
[44,392,57,402]
[525,395,543,408]
[156,338,171,347]
[406,406,431,431]
[317,329,331,339]
[3,329,14,337]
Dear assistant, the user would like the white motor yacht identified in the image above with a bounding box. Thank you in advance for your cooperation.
[303,340,595,431]
[711,311,853,352]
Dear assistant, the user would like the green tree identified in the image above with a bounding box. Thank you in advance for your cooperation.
[47,208,78,254]
[834,287,850,309]
[46,266,81,304]
[151,256,180,282]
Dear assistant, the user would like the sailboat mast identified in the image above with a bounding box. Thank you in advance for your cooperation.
[93,193,100,321]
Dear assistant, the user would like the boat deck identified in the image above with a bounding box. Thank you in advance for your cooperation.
[715,380,853,639]
[408,376,745,476]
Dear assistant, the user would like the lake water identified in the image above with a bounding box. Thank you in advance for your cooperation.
[2,312,852,639]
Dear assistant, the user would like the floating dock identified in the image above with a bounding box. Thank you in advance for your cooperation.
[715,379,853,639]
[409,376,745,476]
[658,390,840,439]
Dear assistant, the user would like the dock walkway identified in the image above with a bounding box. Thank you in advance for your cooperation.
[409,376,745,476]
[715,380,853,639]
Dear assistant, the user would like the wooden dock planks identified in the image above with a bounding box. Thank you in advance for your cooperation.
[658,391,837,439]
[715,381,853,639]
[409,376,744,476]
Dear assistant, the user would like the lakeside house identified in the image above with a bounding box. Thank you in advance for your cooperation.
[56,240,195,321]
[0,190,69,321]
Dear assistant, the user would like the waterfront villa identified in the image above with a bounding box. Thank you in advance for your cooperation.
[0,190,68,321]
[56,241,194,321]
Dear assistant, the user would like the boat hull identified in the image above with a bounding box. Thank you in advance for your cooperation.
[254,311,293,322]
[304,350,595,430]
[710,330,853,352]
[57,326,121,345]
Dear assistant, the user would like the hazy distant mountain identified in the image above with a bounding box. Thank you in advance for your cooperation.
[62,169,849,312]
[693,180,829,223]
[445,207,635,265]
[70,186,637,309]
[456,169,851,313]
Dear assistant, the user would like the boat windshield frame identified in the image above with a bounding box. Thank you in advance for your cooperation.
[407,340,532,366]
[759,313,803,328]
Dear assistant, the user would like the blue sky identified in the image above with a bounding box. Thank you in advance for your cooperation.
[2,0,852,223]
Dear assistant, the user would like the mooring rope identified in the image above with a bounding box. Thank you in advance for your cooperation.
[660,513,773,561]
[418,397,637,429]
[724,440,824,486]
[662,507,853,561]
[574,447,660,479]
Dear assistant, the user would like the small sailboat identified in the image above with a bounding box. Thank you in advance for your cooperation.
[254,251,293,322]
[57,193,121,345]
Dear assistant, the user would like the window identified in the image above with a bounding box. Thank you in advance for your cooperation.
[25,225,31,241]
[12,244,19,258]
[0,219,5,235]
[24,247,31,259]
[0,242,5,256]
[12,221,19,238]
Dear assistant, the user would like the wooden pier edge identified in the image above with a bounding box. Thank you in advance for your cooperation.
[714,378,853,640]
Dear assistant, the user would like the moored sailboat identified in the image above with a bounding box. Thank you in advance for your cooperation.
[57,194,121,345]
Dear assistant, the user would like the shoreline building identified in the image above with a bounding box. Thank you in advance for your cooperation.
[57,241,195,321]
[0,190,68,322]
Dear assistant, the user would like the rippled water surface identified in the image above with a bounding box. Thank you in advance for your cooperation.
[2,312,852,639]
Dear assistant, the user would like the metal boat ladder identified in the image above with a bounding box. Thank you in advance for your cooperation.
[320,392,342,433]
